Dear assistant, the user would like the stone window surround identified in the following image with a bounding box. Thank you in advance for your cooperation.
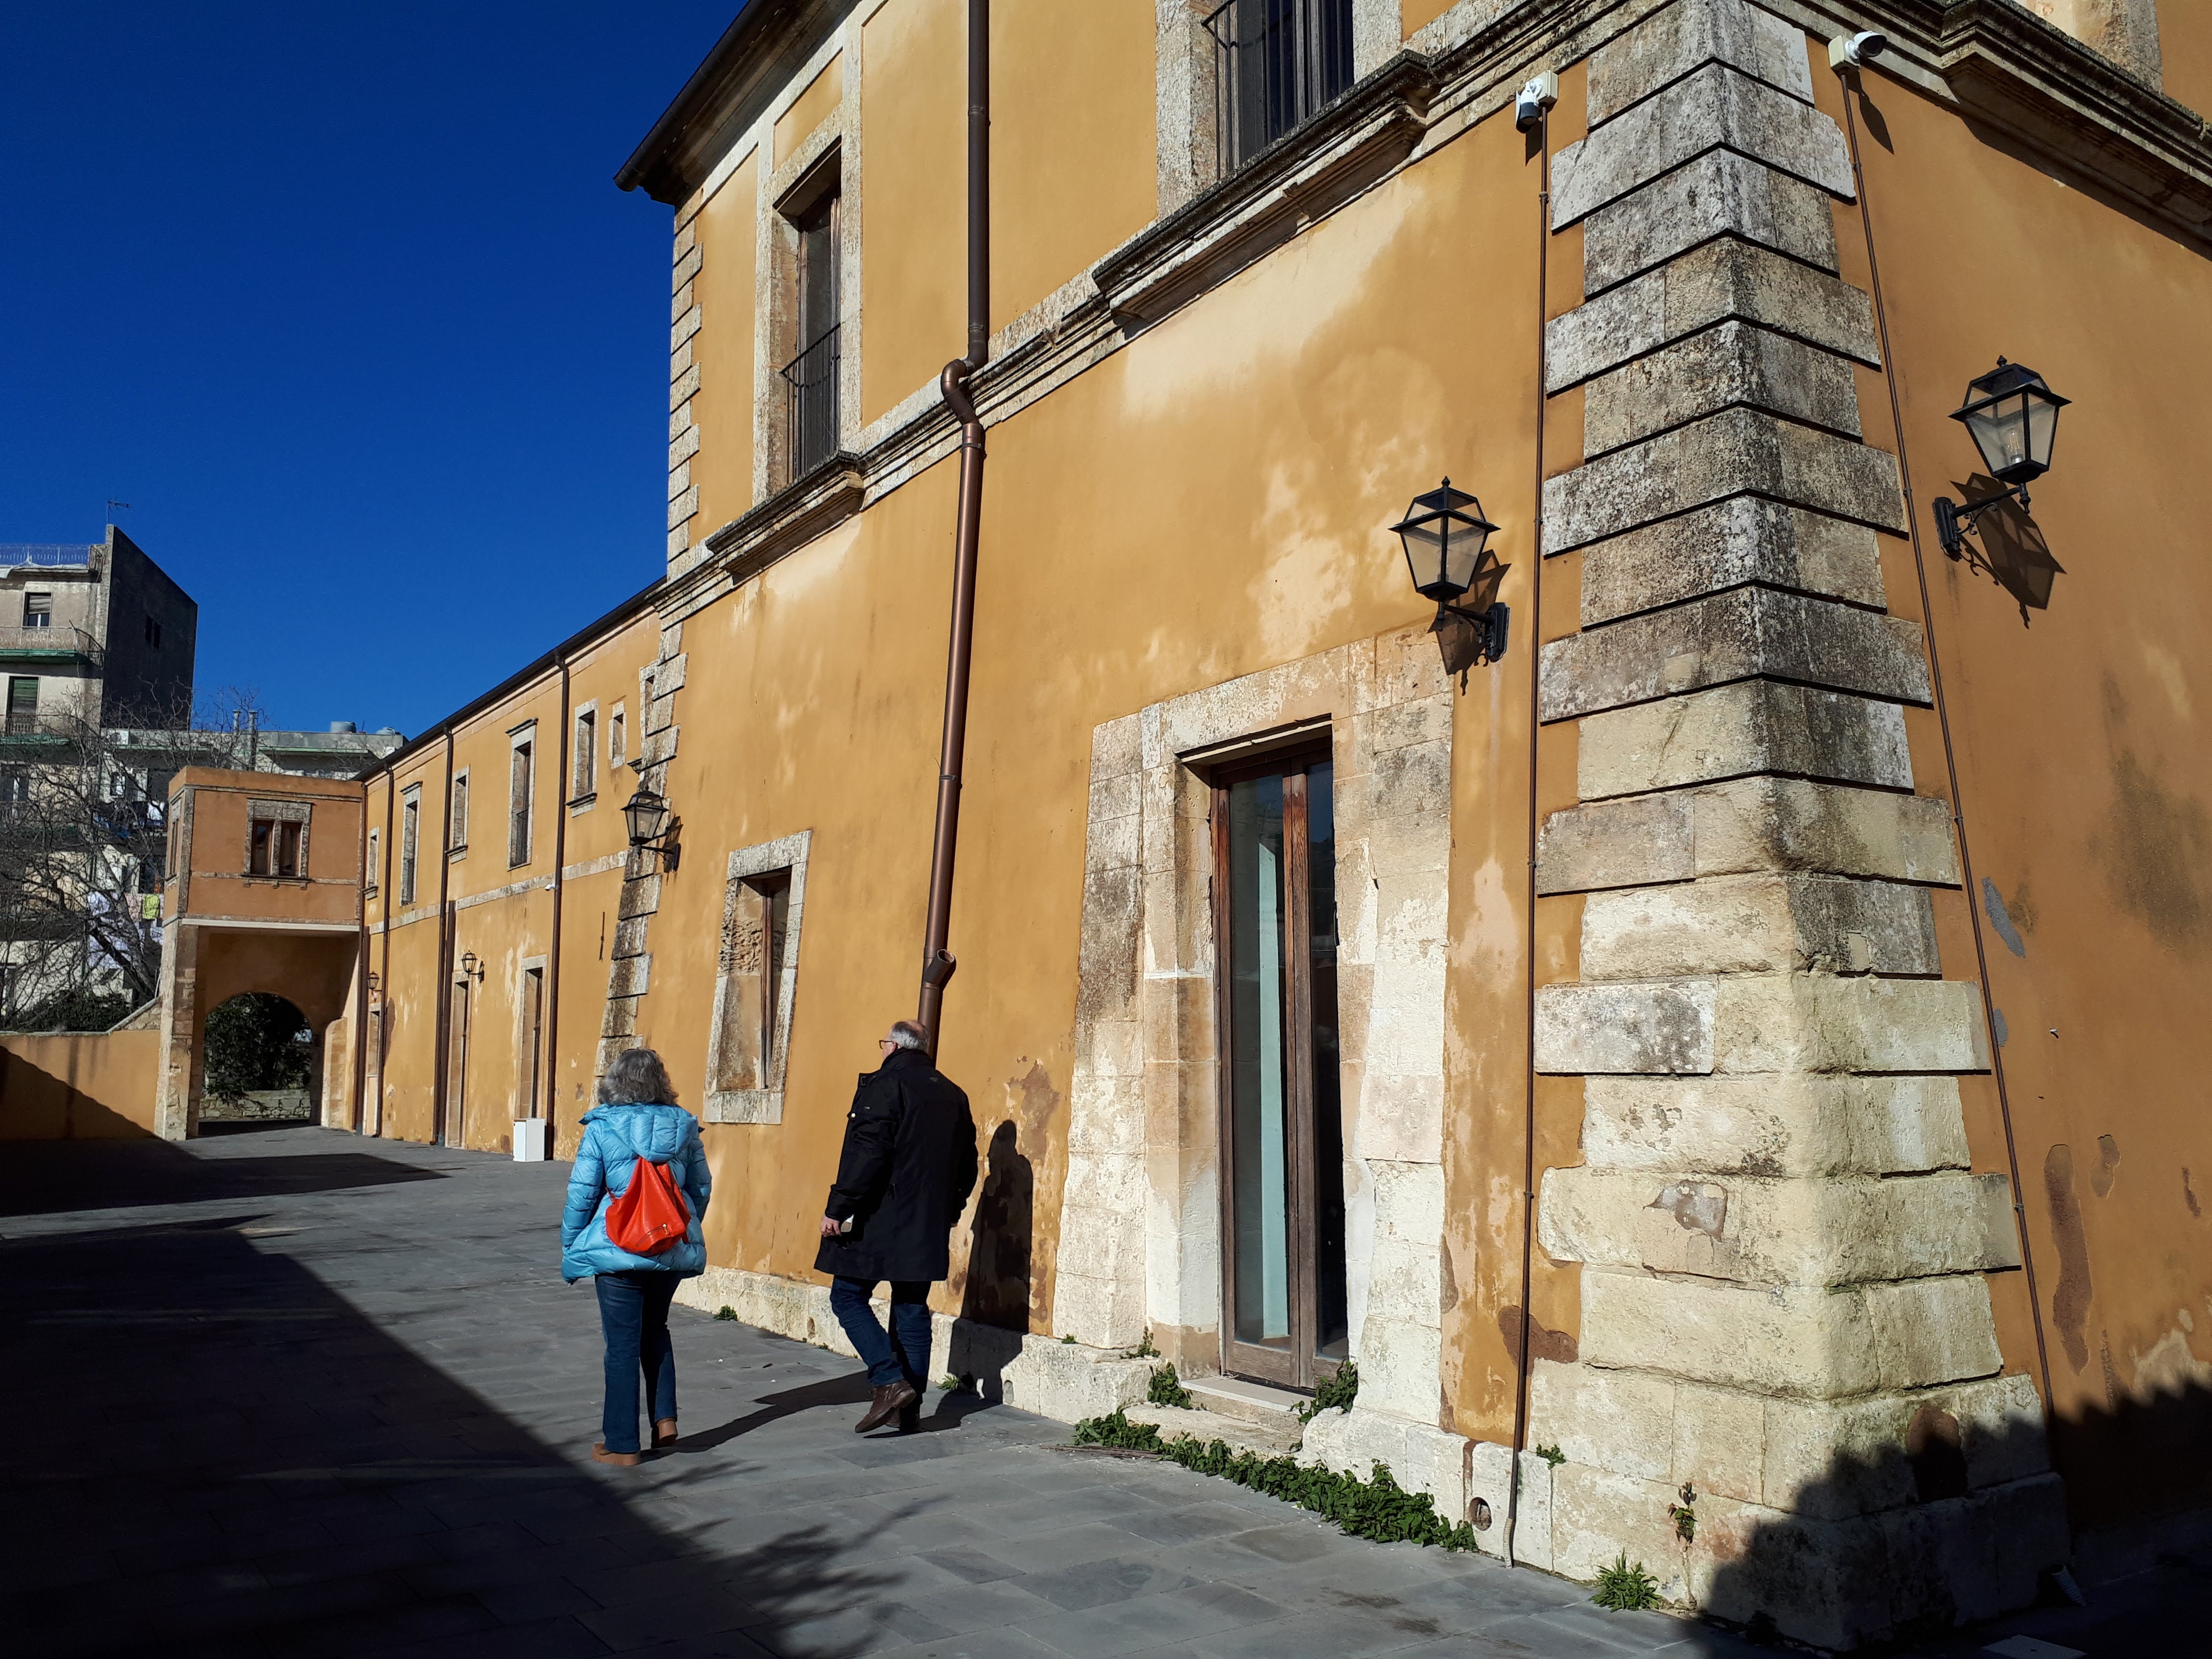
[243,796,311,881]
[398,784,421,906]
[1058,627,1455,1438]
[1152,0,1404,217]
[703,828,813,1125]
[506,721,536,869]
[447,767,470,858]
[569,701,599,810]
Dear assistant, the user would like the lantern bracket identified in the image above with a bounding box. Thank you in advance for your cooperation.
[1431,597,1511,683]
[1931,482,2031,563]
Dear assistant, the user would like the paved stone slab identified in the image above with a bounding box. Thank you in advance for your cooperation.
[2,1126,2179,1656]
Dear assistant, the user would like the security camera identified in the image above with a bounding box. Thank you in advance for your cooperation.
[1515,70,1558,132]
[1828,31,1887,71]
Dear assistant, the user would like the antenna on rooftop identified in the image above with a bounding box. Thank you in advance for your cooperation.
[106,499,132,526]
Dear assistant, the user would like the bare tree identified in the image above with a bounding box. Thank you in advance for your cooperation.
[0,694,246,1026]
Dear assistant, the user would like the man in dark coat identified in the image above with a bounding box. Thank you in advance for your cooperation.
[817,1019,977,1432]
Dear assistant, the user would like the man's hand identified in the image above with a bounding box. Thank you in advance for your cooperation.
[819,1215,842,1238]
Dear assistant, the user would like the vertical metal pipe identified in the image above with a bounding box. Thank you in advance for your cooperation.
[544,656,570,1144]
[375,765,394,1136]
[431,733,455,1145]
[916,0,989,1050]
[351,770,371,1133]
[1503,102,1552,1573]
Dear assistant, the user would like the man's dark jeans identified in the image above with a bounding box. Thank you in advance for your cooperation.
[830,1276,931,1390]
[595,1269,679,1454]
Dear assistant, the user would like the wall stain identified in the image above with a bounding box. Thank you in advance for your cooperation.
[1982,878,2028,957]
[1498,1304,1576,1366]
[2187,1167,2204,1221]
[2044,1143,2094,1372]
[2102,748,2210,956]
[2092,1134,2121,1198]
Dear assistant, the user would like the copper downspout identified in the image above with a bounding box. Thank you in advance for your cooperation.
[374,767,394,1136]
[1837,72,2056,1420]
[431,733,456,1145]
[545,656,571,1142]
[351,771,371,1133]
[1503,104,1552,1572]
[915,0,989,1048]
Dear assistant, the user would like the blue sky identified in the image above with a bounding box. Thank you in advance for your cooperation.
[0,2,740,736]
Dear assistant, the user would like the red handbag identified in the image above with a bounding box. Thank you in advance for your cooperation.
[604,1157,690,1255]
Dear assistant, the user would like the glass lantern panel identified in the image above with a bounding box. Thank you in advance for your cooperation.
[1399,520,1447,597]
[1442,521,1490,596]
[2025,389,2061,473]
[1964,394,2030,480]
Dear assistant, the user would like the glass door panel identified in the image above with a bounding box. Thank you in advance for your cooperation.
[1226,775,1290,1347]
[1215,749,1346,1390]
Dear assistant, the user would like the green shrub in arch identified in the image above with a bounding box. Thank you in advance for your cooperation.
[1072,1407,1479,1553]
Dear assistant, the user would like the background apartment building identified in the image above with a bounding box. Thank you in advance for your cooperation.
[0,527,197,735]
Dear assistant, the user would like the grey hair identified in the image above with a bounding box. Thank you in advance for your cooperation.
[886,1020,929,1052]
[599,1046,677,1106]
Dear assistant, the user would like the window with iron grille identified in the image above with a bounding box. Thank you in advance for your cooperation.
[509,738,533,867]
[780,168,842,481]
[400,789,421,904]
[572,709,596,802]
[6,676,37,734]
[1204,0,1355,177]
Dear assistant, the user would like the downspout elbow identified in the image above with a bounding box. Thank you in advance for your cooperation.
[940,359,980,430]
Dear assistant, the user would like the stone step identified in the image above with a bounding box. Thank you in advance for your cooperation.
[1122,1403,1303,1459]
[1185,1374,1308,1428]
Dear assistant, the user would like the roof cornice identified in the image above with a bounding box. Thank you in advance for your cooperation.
[616,0,853,206]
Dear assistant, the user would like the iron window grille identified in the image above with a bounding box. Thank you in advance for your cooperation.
[1204,0,1356,178]
[781,325,841,480]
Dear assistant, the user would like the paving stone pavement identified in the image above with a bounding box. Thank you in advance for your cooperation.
[0,1127,2190,1658]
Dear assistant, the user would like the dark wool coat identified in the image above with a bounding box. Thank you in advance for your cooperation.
[814,1047,978,1283]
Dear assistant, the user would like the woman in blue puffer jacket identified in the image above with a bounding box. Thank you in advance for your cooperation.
[560,1047,712,1467]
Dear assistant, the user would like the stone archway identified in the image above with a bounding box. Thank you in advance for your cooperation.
[197,992,316,1128]
[154,924,359,1139]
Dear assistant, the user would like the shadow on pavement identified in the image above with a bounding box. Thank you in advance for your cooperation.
[0,1135,441,1218]
[0,1211,893,1657]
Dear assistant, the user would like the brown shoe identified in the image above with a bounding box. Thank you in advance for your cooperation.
[651,1418,679,1449]
[592,1442,643,1467]
[854,1380,919,1433]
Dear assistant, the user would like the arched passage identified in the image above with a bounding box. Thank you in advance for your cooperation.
[198,993,316,1128]
[156,925,360,1139]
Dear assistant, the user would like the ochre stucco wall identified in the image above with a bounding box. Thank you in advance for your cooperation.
[860,0,965,425]
[0,1029,161,1139]
[2160,0,2212,115]
[989,1,1156,332]
[692,149,760,538]
[1815,57,2212,1537]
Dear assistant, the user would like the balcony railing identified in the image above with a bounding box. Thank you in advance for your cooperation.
[781,325,842,480]
[1203,0,1356,179]
[0,545,96,570]
[0,625,97,661]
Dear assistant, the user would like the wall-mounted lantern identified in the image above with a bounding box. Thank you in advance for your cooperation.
[457,950,483,985]
[1389,477,1510,676]
[624,784,681,873]
[1933,357,2068,561]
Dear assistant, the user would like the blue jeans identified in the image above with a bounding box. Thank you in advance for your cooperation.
[830,1276,931,1389]
[595,1269,678,1453]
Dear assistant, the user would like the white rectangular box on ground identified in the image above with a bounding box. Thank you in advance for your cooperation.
[512,1118,549,1161]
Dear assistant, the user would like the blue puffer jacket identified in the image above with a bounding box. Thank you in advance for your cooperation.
[560,1103,712,1283]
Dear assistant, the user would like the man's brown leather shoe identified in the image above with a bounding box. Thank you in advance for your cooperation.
[854,1380,919,1433]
